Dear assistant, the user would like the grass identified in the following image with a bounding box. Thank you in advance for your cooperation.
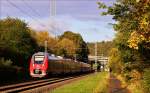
[127,79,144,93]
[50,72,109,93]
[117,74,143,93]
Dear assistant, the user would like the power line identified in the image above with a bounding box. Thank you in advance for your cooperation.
[6,0,47,29]
[1,0,97,2]
[6,0,34,19]
[22,0,58,36]
[22,0,42,18]
[21,0,51,32]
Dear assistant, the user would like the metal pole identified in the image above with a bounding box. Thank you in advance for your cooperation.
[45,40,47,53]
[95,42,97,71]
[0,0,1,19]
[75,54,77,62]
[50,0,56,16]
[50,0,57,38]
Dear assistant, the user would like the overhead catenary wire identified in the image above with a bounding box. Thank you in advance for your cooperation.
[22,0,42,18]
[6,0,48,29]
[6,0,60,36]
[22,0,58,36]
[1,0,96,2]
[21,0,55,34]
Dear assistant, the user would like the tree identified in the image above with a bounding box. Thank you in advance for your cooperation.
[0,17,37,67]
[98,0,150,51]
[56,38,76,57]
[98,0,150,66]
[108,48,123,74]
[98,0,150,86]
[33,31,56,52]
[58,31,89,62]
[87,41,114,56]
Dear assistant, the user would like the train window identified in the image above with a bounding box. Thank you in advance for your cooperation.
[34,55,44,64]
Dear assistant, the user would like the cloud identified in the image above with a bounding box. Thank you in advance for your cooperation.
[28,17,70,36]
[1,0,115,42]
[28,15,115,42]
[34,15,114,41]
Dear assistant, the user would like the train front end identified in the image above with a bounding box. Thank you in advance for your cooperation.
[30,52,48,78]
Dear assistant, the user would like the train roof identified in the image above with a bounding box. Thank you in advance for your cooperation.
[33,52,90,64]
[33,52,46,55]
[33,52,64,60]
[48,55,62,60]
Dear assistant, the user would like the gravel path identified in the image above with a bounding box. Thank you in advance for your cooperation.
[109,74,131,93]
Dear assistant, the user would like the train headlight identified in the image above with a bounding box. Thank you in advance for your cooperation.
[33,64,35,67]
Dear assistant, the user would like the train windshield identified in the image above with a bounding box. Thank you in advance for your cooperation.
[34,55,44,64]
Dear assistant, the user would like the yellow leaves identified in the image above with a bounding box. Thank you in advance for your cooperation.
[130,70,142,81]
[128,13,150,49]
[136,0,140,2]
[35,31,56,49]
[36,31,49,41]
[139,15,149,30]
[108,48,123,73]
[128,31,146,49]
[57,38,76,55]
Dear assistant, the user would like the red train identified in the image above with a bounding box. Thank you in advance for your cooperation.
[30,52,92,78]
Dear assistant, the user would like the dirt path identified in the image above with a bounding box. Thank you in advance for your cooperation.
[109,74,131,93]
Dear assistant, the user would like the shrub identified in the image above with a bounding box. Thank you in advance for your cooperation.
[130,70,142,82]
[143,68,150,93]
[0,58,13,67]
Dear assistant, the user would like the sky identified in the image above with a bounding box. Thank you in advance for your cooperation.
[0,0,116,42]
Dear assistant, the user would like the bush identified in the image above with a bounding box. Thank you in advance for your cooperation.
[0,58,17,81]
[0,58,13,67]
[143,68,150,93]
[0,58,30,81]
[130,70,142,82]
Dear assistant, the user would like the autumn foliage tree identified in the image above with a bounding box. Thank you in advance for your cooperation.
[98,0,150,70]
[32,31,89,62]
[58,31,89,62]
[32,31,57,52]
[98,0,150,91]
[87,41,114,56]
[56,38,76,57]
[108,48,123,74]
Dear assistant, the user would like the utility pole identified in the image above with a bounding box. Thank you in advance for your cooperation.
[50,0,57,38]
[45,40,48,53]
[75,54,77,62]
[0,0,1,19]
[50,0,56,16]
[95,42,97,71]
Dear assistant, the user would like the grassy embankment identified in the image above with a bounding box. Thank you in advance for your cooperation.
[50,72,109,93]
[128,82,143,93]
[117,75,143,93]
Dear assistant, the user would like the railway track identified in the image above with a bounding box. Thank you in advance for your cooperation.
[0,74,89,93]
